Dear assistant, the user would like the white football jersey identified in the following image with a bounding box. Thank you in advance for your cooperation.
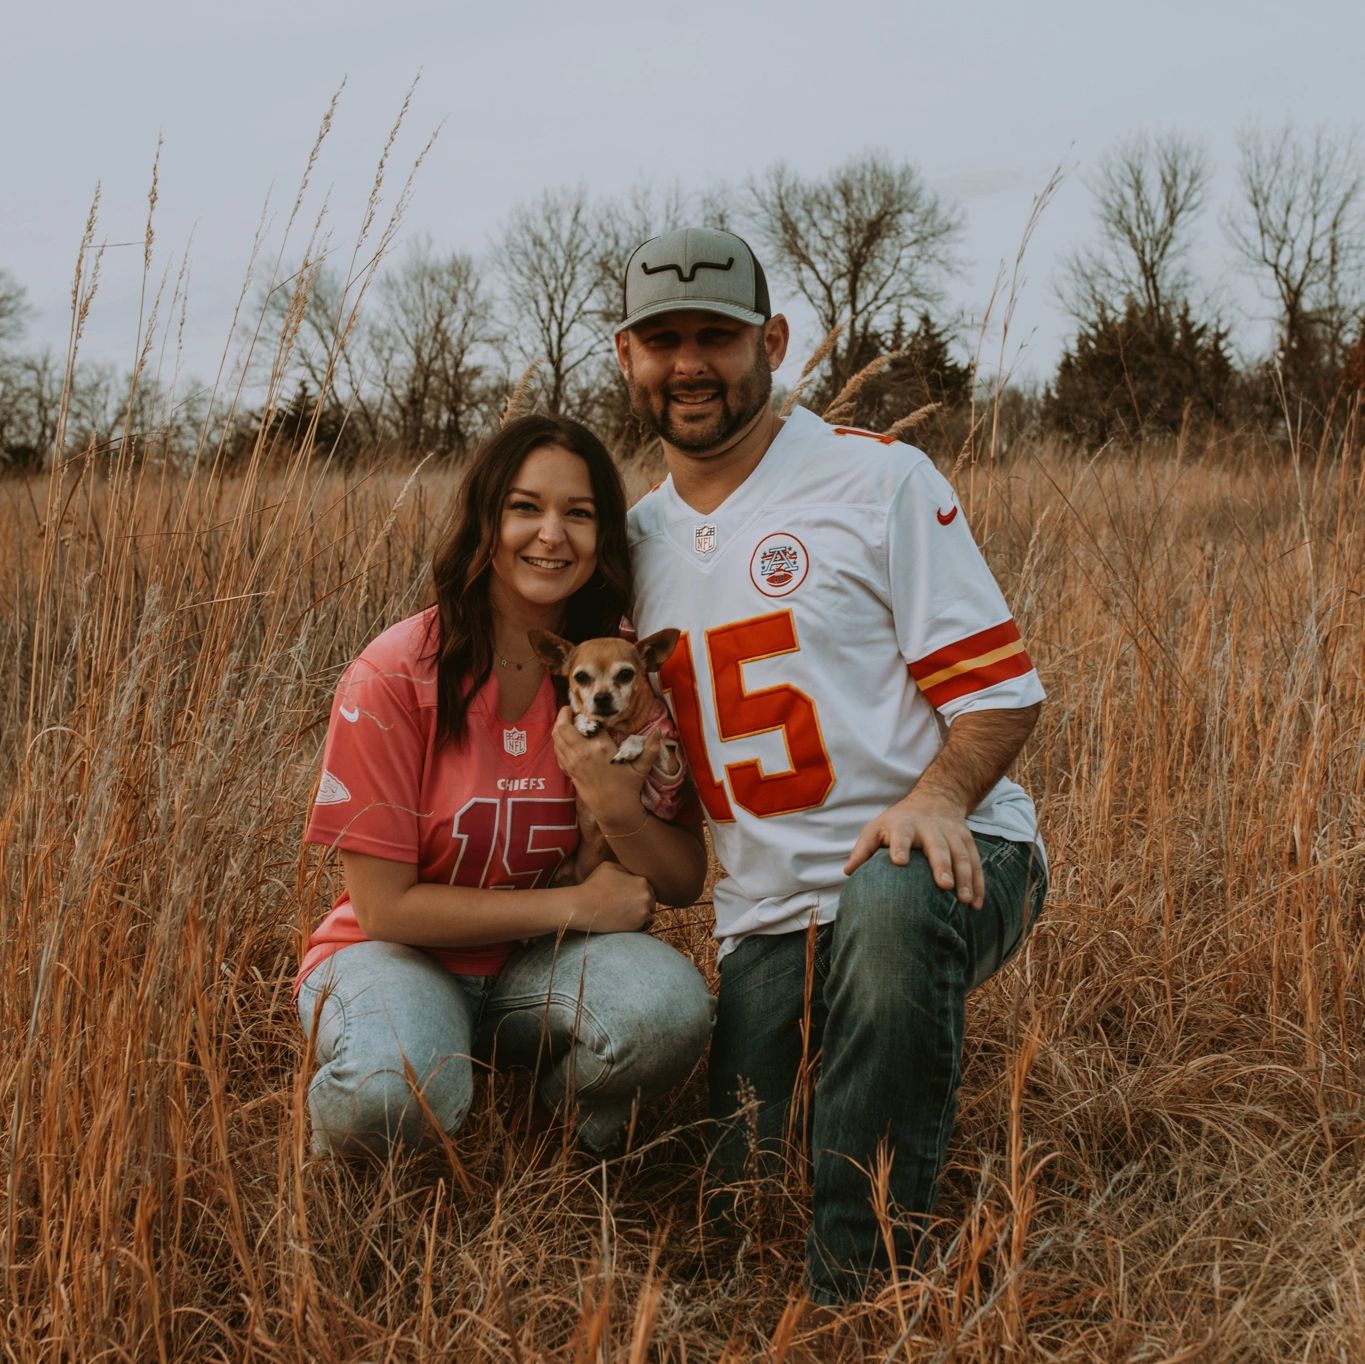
[628,406,1046,960]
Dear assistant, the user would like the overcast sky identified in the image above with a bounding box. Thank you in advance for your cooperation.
[4,0,1363,394]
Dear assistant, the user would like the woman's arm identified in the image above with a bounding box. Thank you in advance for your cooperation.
[342,851,655,946]
[551,707,708,906]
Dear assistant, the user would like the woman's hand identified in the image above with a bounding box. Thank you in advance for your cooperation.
[552,706,660,831]
[551,706,706,909]
[570,860,656,933]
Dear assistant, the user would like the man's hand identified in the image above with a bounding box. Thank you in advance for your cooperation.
[844,790,984,908]
[842,704,1041,910]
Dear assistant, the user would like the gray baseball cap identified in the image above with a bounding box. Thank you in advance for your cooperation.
[615,227,771,335]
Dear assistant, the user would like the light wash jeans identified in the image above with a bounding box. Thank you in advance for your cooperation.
[298,931,715,1157]
[708,835,1047,1303]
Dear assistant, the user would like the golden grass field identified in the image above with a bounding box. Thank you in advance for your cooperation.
[1,418,1362,1361]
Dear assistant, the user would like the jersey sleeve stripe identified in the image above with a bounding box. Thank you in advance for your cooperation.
[916,648,1037,707]
[914,639,1028,691]
[908,619,1022,681]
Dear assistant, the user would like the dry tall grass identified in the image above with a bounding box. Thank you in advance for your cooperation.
[2,416,1362,1360]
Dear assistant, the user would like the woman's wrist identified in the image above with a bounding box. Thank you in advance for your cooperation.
[548,883,590,932]
[588,793,648,837]
[599,808,652,839]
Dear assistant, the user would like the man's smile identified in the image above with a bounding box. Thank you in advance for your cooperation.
[668,388,722,407]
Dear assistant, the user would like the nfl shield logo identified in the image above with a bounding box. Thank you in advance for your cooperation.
[694,523,717,555]
[503,726,527,757]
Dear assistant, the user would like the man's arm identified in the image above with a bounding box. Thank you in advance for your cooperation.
[843,703,1041,908]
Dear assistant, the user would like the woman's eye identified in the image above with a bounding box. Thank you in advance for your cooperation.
[567,507,595,519]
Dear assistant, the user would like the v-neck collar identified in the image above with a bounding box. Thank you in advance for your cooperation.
[661,410,803,522]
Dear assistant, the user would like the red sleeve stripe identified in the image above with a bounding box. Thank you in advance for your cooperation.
[909,619,1022,682]
[916,645,1034,707]
[908,620,1035,707]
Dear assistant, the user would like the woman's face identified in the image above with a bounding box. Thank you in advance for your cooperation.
[489,444,599,620]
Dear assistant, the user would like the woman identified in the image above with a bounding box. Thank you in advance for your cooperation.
[297,415,714,1157]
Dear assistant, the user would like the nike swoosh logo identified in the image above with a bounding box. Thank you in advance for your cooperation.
[936,505,958,526]
[339,704,360,723]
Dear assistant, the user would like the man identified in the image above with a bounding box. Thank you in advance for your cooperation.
[614,227,1047,1305]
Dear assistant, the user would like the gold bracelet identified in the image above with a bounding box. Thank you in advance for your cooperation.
[602,813,651,840]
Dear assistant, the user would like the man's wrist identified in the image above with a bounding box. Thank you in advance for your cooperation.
[902,780,971,819]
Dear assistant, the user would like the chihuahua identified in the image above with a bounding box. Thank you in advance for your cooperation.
[526,628,687,821]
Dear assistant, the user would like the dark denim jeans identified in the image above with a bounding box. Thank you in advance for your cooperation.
[708,835,1046,1304]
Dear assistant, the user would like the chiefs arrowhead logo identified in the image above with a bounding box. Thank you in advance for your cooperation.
[936,505,959,526]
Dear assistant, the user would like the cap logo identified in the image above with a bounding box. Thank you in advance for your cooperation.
[641,256,735,283]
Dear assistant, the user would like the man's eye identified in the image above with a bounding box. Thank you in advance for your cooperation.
[572,670,592,686]
[614,667,635,685]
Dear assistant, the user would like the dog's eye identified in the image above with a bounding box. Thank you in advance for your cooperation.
[572,670,592,686]
[614,667,636,685]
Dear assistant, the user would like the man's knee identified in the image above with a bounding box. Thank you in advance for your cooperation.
[835,850,960,965]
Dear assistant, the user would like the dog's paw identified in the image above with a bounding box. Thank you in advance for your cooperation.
[575,715,601,737]
[612,734,646,764]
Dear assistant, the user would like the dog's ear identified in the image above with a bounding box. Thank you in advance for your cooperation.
[636,627,681,673]
[526,629,574,674]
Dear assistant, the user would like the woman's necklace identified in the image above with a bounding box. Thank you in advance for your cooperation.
[495,648,541,672]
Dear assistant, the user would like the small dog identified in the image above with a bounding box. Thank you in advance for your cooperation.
[527,628,687,823]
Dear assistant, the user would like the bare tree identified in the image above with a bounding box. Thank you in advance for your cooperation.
[1227,126,1365,385]
[368,237,497,455]
[497,186,616,418]
[260,261,384,448]
[1060,132,1211,325]
[0,269,29,347]
[748,152,964,394]
[0,351,60,468]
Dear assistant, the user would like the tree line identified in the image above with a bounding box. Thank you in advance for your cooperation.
[3,126,1363,472]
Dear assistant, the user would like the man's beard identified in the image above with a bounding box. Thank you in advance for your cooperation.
[627,347,773,453]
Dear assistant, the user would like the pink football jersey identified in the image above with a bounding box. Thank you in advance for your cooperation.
[299,609,578,991]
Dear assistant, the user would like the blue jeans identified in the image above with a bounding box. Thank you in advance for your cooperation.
[708,836,1046,1304]
[298,931,715,1157]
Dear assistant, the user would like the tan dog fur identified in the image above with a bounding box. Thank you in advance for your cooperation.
[527,629,683,882]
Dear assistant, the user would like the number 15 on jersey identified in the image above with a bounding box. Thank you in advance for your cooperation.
[658,609,835,822]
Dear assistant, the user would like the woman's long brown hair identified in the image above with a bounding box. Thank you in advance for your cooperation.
[426,415,632,744]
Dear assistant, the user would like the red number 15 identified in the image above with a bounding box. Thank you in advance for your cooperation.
[659,611,835,821]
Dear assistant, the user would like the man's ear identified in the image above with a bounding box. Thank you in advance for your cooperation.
[526,629,574,674]
[614,330,632,379]
[637,627,680,673]
[763,314,790,372]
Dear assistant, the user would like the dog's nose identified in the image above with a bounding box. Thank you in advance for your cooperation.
[592,692,616,714]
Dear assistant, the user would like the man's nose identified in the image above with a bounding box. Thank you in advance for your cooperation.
[671,337,709,374]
